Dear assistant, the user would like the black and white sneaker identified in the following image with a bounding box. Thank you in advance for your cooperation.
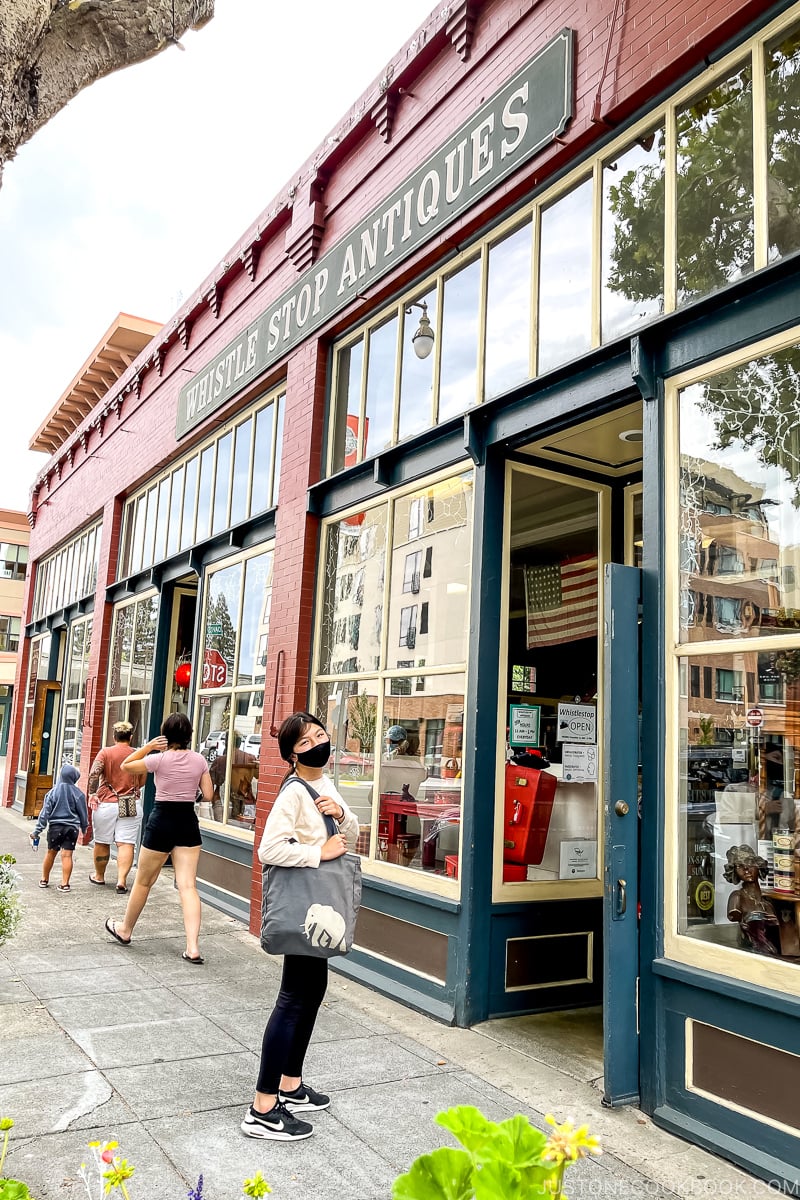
[278,1081,331,1112]
[240,1101,313,1141]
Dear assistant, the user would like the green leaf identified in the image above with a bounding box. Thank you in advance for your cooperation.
[492,1115,548,1170]
[0,1179,33,1200]
[473,1160,553,1200]
[435,1106,498,1160]
[392,1147,475,1200]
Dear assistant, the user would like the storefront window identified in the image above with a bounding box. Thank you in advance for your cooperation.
[330,339,365,473]
[399,290,435,442]
[364,317,397,460]
[538,178,592,373]
[119,391,284,578]
[60,617,92,765]
[676,64,754,305]
[674,338,800,972]
[438,257,481,422]
[31,521,101,622]
[766,25,800,263]
[679,344,800,644]
[485,221,533,400]
[195,548,273,835]
[314,469,473,884]
[601,129,665,341]
[104,594,158,745]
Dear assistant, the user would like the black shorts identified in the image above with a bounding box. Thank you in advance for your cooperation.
[47,823,78,852]
[141,802,202,854]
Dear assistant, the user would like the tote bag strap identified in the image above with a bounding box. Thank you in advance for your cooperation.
[278,772,338,838]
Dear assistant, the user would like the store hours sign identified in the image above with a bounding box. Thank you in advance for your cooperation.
[177,29,574,439]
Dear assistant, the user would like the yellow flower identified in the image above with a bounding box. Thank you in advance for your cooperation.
[542,1114,602,1164]
[103,1156,136,1192]
[242,1170,272,1197]
[0,1118,14,1132]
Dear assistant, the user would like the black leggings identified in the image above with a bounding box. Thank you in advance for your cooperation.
[256,955,328,1095]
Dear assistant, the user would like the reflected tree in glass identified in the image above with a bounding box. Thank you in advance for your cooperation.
[602,130,665,339]
[767,27,800,261]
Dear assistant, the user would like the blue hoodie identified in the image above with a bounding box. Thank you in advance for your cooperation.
[33,764,89,838]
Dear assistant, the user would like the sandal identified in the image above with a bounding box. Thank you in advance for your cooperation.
[115,884,128,894]
[57,884,71,893]
[181,951,205,964]
[105,917,131,946]
[38,879,49,888]
[89,874,105,886]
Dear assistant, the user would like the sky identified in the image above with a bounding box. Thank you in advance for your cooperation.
[0,0,438,512]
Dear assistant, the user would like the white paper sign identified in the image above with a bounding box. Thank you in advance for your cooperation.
[559,839,598,879]
[561,743,598,783]
[557,703,596,744]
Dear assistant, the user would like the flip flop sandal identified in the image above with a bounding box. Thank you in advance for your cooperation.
[105,917,131,946]
[57,884,71,893]
[181,952,205,964]
[38,880,49,888]
[115,885,129,894]
[89,874,106,886]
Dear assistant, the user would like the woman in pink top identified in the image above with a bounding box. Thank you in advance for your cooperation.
[104,712,213,963]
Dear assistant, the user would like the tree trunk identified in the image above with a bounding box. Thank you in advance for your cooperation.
[0,0,214,183]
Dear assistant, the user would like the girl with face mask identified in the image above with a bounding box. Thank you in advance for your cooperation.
[242,711,359,1142]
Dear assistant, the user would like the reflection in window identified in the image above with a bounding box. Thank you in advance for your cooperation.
[230,418,253,526]
[538,179,592,373]
[678,342,800,643]
[60,617,92,766]
[399,295,435,441]
[438,258,481,422]
[485,222,532,399]
[318,507,387,676]
[766,27,800,263]
[196,445,215,543]
[104,595,158,746]
[676,65,754,305]
[602,130,665,340]
[364,318,397,459]
[212,431,232,536]
[195,550,273,834]
[167,464,184,558]
[677,652,800,965]
[0,615,20,653]
[180,457,199,552]
[330,339,365,473]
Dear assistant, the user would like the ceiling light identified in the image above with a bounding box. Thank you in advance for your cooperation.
[618,429,643,443]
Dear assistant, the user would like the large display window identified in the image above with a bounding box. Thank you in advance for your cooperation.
[194,547,273,837]
[666,331,800,992]
[59,616,93,766]
[494,463,609,900]
[313,468,473,894]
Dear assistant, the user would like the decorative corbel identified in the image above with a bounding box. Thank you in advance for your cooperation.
[206,283,222,319]
[177,318,191,350]
[130,374,142,402]
[631,335,657,402]
[241,243,260,282]
[284,173,327,272]
[446,0,479,62]
[371,89,399,143]
[154,344,167,376]
[80,431,88,455]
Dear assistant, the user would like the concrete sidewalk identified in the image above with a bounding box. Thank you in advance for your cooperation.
[0,803,775,1200]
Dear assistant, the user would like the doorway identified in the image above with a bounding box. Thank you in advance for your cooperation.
[493,402,643,1096]
[163,584,198,718]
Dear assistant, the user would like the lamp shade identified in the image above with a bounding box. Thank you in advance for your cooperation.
[175,661,192,689]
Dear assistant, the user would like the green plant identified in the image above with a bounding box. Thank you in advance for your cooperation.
[0,1118,33,1200]
[0,857,22,947]
[392,1106,600,1200]
[697,717,715,746]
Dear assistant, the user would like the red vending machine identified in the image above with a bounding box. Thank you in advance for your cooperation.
[503,762,557,866]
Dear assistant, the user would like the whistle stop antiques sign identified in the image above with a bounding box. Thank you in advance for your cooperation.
[177,29,574,439]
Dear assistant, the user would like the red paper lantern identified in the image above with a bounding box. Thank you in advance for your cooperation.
[174,661,192,689]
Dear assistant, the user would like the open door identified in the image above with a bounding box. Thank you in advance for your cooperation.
[602,563,640,1106]
[23,680,62,819]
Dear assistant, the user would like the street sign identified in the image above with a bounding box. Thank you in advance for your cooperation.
[207,623,224,637]
[746,707,764,728]
[202,649,227,689]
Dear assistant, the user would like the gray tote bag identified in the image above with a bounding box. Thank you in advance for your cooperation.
[260,777,362,959]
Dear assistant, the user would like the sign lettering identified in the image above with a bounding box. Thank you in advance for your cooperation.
[177,30,574,438]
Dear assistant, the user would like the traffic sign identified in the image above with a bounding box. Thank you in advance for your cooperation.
[746,707,764,728]
[202,648,227,689]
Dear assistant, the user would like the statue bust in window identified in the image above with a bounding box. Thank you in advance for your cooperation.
[724,844,779,956]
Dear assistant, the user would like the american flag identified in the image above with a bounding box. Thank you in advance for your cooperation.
[525,555,598,649]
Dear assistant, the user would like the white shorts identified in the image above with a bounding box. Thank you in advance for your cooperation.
[91,798,143,846]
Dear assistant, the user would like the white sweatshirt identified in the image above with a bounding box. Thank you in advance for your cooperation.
[257,773,360,869]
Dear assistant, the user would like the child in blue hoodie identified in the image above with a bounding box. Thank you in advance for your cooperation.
[30,764,89,892]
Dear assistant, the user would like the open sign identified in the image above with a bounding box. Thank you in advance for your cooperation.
[556,703,596,745]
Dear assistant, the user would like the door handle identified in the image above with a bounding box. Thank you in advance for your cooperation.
[617,878,627,916]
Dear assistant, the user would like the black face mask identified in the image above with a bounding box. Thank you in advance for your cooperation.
[295,739,331,768]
